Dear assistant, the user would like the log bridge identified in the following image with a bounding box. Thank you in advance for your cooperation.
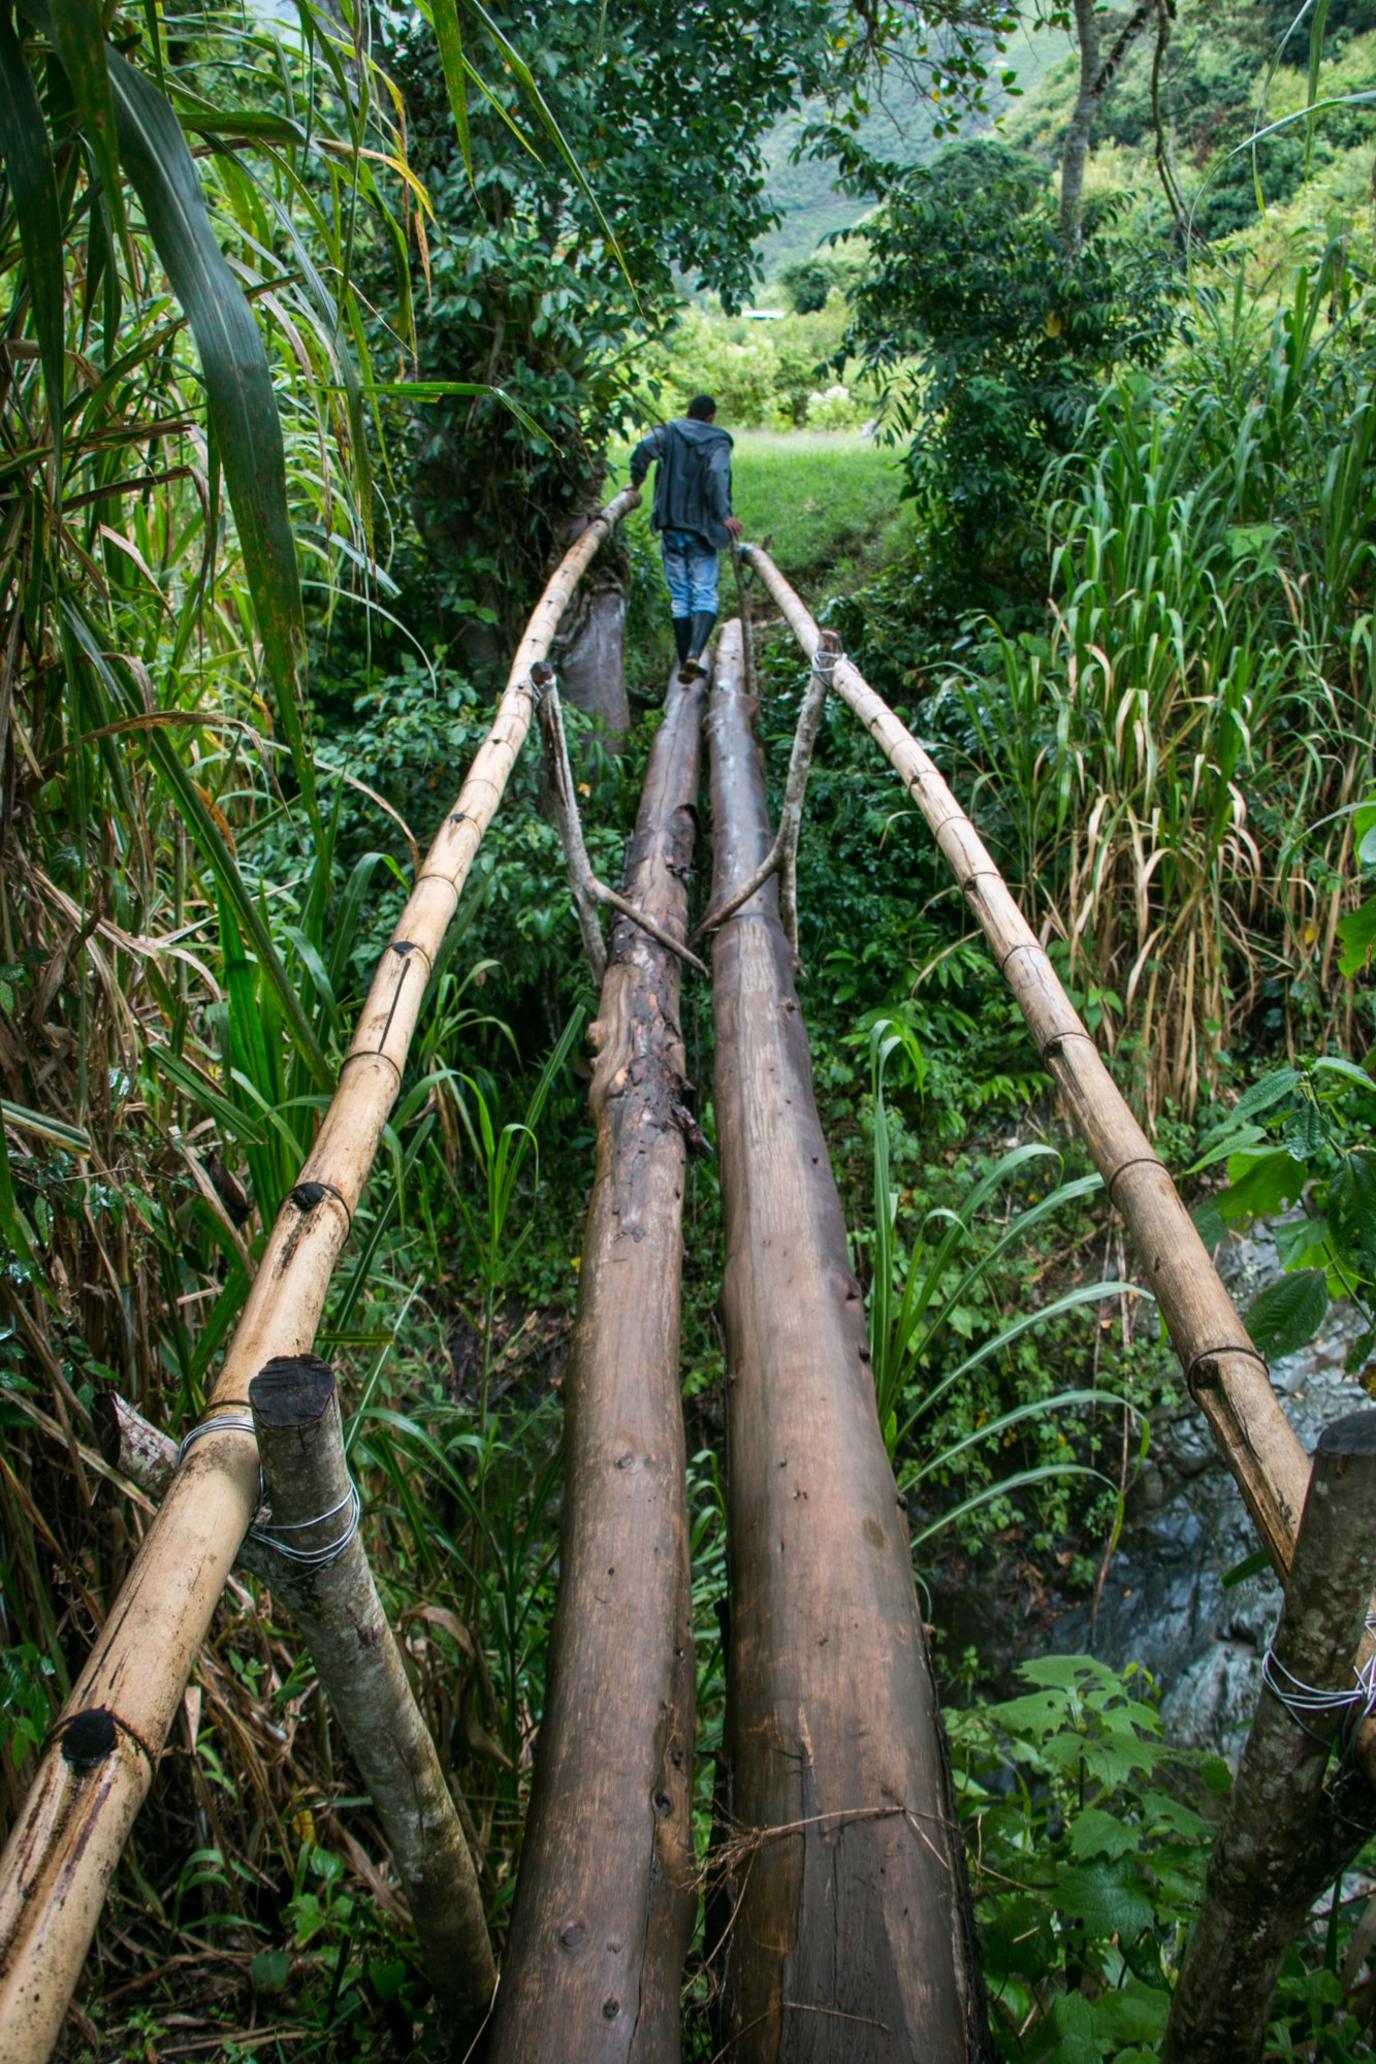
[1,501,1371,2064]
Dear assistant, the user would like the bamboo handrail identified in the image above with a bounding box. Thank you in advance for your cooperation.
[740,545,1312,1580]
[0,486,639,2064]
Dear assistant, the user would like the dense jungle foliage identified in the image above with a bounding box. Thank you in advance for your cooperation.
[2,0,1376,2056]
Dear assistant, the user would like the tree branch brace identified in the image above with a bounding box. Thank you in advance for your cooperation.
[692,620,840,962]
[531,661,708,983]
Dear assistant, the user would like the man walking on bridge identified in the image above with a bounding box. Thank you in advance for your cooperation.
[630,394,743,683]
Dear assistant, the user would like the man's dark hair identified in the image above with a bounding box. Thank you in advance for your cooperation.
[686,394,716,421]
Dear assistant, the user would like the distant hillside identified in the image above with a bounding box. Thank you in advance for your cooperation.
[755,19,1071,281]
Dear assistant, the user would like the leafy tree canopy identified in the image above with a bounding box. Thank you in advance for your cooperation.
[845,137,1175,603]
[379,0,832,642]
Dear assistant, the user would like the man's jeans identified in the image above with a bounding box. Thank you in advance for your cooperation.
[661,528,719,619]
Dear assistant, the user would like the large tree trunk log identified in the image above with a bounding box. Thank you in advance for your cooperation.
[1163,1409,1376,2064]
[489,669,703,2064]
[707,619,988,2063]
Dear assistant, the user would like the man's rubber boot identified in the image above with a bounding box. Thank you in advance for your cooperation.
[679,608,717,683]
[672,616,692,666]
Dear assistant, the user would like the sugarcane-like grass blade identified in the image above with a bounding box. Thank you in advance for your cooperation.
[0,12,65,477]
[48,0,127,249]
[107,47,315,824]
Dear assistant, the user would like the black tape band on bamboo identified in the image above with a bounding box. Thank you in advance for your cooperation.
[1163,1409,1376,2064]
[489,667,703,2064]
[707,619,989,2063]
[0,486,640,2064]
[248,1356,496,2040]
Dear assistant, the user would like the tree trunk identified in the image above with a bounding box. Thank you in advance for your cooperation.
[559,578,631,740]
[248,1356,495,2040]
[489,669,703,2064]
[707,619,988,2063]
[1060,0,1156,249]
[1163,1410,1376,2064]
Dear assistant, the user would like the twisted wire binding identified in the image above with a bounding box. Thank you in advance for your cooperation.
[250,1481,362,1569]
[1262,1612,1376,1753]
[176,1413,361,1570]
[812,640,840,683]
[177,1411,260,1471]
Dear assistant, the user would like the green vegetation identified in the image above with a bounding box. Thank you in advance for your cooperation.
[2,0,1376,2055]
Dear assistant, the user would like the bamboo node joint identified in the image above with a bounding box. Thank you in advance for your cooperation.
[49,1704,155,1771]
[1182,1342,1270,1400]
[291,1179,350,1225]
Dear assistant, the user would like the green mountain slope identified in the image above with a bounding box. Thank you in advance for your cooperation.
[755,20,1071,282]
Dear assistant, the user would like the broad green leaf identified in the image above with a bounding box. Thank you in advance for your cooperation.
[1329,1152,1376,1272]
[1338,894,1376,976]
[1217,1148,1306,1223]
[0,11,65,473]
[1094,1981,1171,2045]
[107,48,314,823]
[1067,1807,1139,1861]
[1232,1067,1301,1121]
[1313,1054,1376,1093]
[1057,1859,1155,1941]
[427,0,474,180]
[1245,1268,1329,1360]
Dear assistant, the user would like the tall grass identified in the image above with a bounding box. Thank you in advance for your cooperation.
[957,240,1373,1114]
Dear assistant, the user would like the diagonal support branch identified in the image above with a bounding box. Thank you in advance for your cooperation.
[532,661,708,984]
[693,624,839,962]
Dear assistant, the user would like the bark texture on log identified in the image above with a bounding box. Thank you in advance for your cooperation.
[0,488,639,2064]
[249,1357,495,2040]
[1163,1410,1376,2064]
[488,671,703,2064]
[708,619,987,2063]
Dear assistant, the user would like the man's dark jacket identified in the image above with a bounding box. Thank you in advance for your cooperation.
[629,417,734,549]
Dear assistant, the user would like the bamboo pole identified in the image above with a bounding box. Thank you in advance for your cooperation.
[1163,1409,1376,2063]
[248,1355,494,2038]
[707,618,989,2063]
[0,486,639,2064]
[488,667,704,2064]
[741,545,1311,1579]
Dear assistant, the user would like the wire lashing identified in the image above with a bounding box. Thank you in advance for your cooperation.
[1262,1615,1376,1754]
[176,1412,362,1570]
